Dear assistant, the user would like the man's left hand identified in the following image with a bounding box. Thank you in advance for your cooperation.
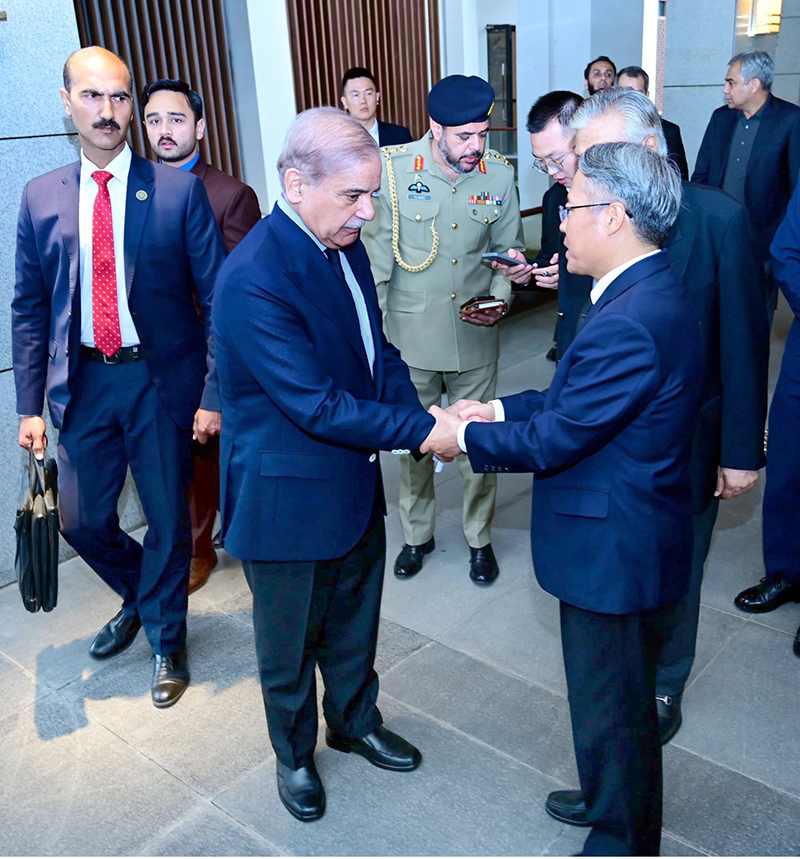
[193,409,222,443]
[461,303,508,327]
[714,466,759,500]
[420,405,465,460]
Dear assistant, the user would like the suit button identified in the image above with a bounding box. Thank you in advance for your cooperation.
[403,449,410,454]
[369,453,377,463]
[451,223,458,229]
[452,259,458,265]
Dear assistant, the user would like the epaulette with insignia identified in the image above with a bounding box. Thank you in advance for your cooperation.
[483,149,513,168]
[380,145,410,159]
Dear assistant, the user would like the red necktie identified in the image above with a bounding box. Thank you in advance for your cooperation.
[91,170,122,357]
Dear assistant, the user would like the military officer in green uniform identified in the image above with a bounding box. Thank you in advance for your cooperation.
[362,75,525,585]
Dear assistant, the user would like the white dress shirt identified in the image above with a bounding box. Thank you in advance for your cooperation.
[277,196,375,374]
[456,248,664,453]
[78,144,139,347]
[365,119,380,146]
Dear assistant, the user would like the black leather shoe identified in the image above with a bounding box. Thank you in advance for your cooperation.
[469,544,499,585]
[326,725,422,771]
[546,343,558,362]
[151,650,189,708]
[89,610,141,660]
[656,692,683,744]
[276,760,325,821]
[545,790,590,827]
[794,625,800,659]
[394,537,435,579]
[734,575,800,613]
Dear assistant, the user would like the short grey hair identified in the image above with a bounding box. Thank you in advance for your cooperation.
[277,106,380,190]
[578,142,682,247]
[570,87,668,157]
[729,50,774,91]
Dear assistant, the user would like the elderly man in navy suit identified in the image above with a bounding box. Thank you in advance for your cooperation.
[424,143,703,855]
[12,47,225,708]
[213,107,436,822]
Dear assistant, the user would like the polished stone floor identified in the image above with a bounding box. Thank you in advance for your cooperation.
[0,296,797,857]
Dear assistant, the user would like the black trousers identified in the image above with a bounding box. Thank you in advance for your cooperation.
[655,498,719,696]
[58,359,192,655]
[560,600,670,857]
[243,497,386,769]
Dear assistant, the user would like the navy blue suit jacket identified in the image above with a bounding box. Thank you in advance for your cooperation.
[771,182,800,378]
[212,203,434,562]
[692,94,800,260]
[377,120,413,146]
[12,150,225,430]
[465,253,704,614]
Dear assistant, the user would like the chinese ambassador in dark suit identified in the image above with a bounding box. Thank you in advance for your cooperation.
[424,143,703,855]
[212,107,434,823]
[12,48,225,708]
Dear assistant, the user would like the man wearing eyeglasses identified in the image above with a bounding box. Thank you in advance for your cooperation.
[422,142,703,856]
[492,91,591,361]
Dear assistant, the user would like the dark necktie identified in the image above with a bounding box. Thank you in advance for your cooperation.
[575,298,592,336]
[91,170,122,357]
[326,248,346,283]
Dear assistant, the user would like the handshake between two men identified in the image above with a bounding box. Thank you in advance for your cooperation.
[419,400,496,463]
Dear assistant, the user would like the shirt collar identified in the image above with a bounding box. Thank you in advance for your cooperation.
[176,151,201,172]
[80,143,132,186]
[277,195,327,253]
[590,249,662,304]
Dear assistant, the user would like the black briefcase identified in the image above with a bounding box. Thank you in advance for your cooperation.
[14,452,59,613]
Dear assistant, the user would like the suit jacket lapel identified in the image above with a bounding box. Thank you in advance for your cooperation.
[124,153,154,298]
[271,205,372,375]
[342,243,383,388]
[57,163,81,306]
[589,251,672,321]
[715,109,737,185]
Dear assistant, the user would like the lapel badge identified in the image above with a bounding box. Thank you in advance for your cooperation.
[414,154,424,171]
[135,190,148,201]
[478,160,487,174]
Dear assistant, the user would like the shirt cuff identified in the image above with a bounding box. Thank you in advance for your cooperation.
[457,421,469,454]
[489,399,505,422]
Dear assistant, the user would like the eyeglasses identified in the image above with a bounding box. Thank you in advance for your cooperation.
[532,151,573,175]
[558,203,633,223]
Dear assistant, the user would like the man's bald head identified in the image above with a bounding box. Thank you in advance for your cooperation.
[63,46,132,94]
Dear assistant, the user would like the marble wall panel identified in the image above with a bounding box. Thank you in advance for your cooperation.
[0,0,80,139]
[0,134,81,372]
[772,74,800,105]
[664,0,736,87]
[663,85,726,174]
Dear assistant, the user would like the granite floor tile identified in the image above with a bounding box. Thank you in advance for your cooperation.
[663,744,800,856]
[0,694,198,856]
[440,576,567,696]
[215,698,566,856]
[380,513,526,639]
[0,651,47,723]
[137,802,280,856]
[673,622,800,799]
[375,617,432,676]
[381,641,578,784]
[684,604,747,689]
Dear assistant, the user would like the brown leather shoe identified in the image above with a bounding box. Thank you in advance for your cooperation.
[188,551,217,594]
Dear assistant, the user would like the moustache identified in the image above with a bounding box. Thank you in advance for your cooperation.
[93,118,121,130]
[461,150,481,161]
[159,137,175,146]
[344,218,366,229]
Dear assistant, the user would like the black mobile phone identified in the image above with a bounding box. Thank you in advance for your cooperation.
[482,252,536,267]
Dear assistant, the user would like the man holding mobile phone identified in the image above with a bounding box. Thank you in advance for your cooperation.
[362,74,524,586]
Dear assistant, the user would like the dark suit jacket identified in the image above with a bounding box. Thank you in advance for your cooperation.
[377,120,413,146]
[692,94,800,259]
[12,149,225,430]
[466,253,703,614]
[190,158,261,253]
[771,182,800,380]
[213,203,434,562]
[526,182,593,359]
[559,181,769,511]
[662,117,689,181]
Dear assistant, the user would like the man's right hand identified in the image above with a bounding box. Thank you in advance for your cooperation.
[492,247,537,286]
[19,416,47,460]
